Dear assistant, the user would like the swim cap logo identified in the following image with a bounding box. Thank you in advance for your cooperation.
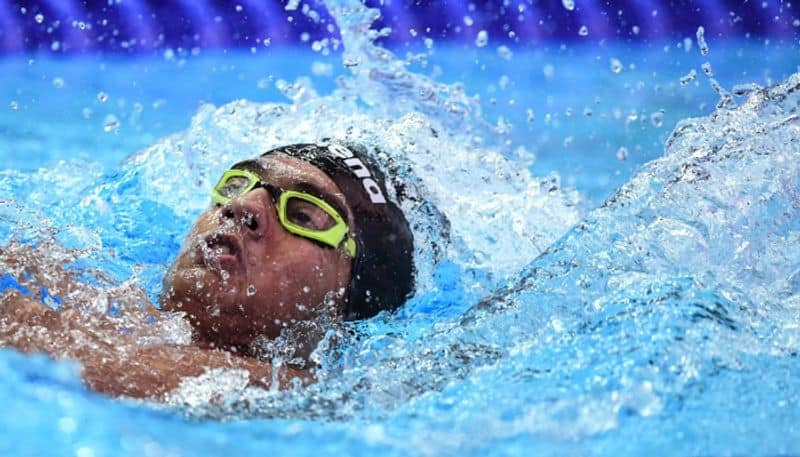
[327,144,387,204]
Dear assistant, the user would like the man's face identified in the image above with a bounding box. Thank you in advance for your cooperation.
[162,154,354,351]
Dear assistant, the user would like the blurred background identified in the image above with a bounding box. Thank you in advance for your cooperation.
[2,0,799,201]
[1,0,796,52]
[2,4,800,455]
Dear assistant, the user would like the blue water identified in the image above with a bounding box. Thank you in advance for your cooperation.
[2,2,800,455]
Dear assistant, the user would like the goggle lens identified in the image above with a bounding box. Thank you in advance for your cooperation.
[217,175,255,200]
[284,195,337,231]
[210,168,357,257]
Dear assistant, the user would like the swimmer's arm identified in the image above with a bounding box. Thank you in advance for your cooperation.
[0,290,63,352]
[0,290,311,399]
[0,242,154,314]
[79,344,313,400]
[0,242,81,301]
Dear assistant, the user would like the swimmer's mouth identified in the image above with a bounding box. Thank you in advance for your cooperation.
[201,232,242,270]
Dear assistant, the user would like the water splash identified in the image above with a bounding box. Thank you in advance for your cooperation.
[155,73,800,443]
[696,26,709,56]
[2,1,800,454]
[0,0,583,420]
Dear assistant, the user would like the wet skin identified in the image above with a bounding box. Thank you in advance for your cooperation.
[162,154,355,354]
[0,154,355,399]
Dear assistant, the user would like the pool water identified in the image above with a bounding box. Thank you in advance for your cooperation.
[2,1,800,455]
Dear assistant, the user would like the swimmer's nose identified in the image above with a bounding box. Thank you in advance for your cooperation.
[220,188,273,238]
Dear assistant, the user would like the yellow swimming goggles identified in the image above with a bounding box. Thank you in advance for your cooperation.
[210,168,357,257]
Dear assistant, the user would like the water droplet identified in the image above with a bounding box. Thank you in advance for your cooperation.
[57,416,76,434]
[311,61,332,76]
[246,284,257,296]
[82,107,92,119]
[696,26,709,56]
[463,16,474,27]
[302,286,310,293]
[235,4,243,12]
[732,83,763,97]
[563,136,573,148]
[343,54,361,67]
[9,101,19,110]
[498,75,510,89]
[50,41,60,51]
[609,58,622,73]
[616,147,629,161]
[52,77,64,88]
[97,92,108,103]
[20,7,26,14]
[75,447,94,457]
[103,114,119,132]
[526,109,535,122]
[562,0,575,11]
[284,0,300,11]
[262,37,271,47]
[34,13,44,24]
[475,30,488,47]
[680,69,697,85]
[209,304,220,317]
[424,38,434,49]
[543,64,555,80]
[583,107,592,117]
[683,37,693,53]
[650,110,664,127]
[794,19,800,27]
[701,62,714,77]
[632,25,640,35]
[578,25,589,36]
[497,45,513,60]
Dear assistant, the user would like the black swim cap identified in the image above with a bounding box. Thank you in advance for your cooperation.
[261,142,415,320]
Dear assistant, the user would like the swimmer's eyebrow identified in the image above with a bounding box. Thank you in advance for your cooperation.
[230,160,266,175]
[230,160,350,219]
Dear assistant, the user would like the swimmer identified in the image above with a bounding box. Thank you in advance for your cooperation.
[0,142,415,399]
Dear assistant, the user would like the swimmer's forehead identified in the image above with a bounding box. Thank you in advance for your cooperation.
[231,154,352,220]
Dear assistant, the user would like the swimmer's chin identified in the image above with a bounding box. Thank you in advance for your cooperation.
[173,268,246,304]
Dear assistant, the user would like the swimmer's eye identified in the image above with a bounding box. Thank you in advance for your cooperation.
[217,176,253,199]
[285,197,335,231]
